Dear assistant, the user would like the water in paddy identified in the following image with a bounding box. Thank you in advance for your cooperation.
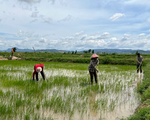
[0,66,142,120]
[42,69,142,120]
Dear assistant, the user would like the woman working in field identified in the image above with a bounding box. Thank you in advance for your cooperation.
[88,54,99,84]
[33,63,45,81]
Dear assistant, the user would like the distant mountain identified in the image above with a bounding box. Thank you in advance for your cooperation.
[94,49,150,54]
[1,48,150,54]
[2,48,67,53]
[79,49,150,54]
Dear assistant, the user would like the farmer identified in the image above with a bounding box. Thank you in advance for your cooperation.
[11,48,14,57]
[88,54,99,84]
[137,53,143,73]
[33,63,45,81]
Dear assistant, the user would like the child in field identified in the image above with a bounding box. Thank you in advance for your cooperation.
[33,63,45,81]
[88,54,99,84]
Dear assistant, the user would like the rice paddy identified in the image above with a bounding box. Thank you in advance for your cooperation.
[0,61,141,120]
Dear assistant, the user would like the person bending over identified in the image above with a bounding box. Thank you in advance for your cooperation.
[33,63,45,81]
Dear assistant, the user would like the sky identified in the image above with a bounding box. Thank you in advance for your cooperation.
[0,0,150,51]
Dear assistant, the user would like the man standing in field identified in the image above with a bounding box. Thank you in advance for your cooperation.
[137,53,143,73]
[33,63,45,81]
[88,54,99,84]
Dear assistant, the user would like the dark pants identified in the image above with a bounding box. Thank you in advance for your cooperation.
[11,52,13,57]
[89,71,97,84]
[137,64,142,73]
[36,71,45,81]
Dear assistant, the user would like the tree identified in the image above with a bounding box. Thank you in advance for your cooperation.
[72,51,74,54]
[75,50,77,54]
[83,51,88,53]
[68,51,70,54]
[88,49,91,53]
[92,50,94,53]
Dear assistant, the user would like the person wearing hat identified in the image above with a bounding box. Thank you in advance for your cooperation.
[137,53,143,73]
[33,63,45,81]
[88,54,99,84]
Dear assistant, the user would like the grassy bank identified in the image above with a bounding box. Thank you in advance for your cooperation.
[0,52,148,65]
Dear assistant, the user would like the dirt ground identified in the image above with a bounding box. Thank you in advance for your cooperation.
[0,56,21,60]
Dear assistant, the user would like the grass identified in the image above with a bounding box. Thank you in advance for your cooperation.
[0,51,149,65]
[0,60,140,120]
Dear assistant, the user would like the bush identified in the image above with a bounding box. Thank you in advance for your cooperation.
[128,107,150,120]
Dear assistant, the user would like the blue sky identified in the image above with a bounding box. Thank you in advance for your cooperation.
[0,0,150,50]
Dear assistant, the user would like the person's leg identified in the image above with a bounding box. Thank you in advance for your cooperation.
[89,72,93,84]
[93,71,97,84]
[137,64,139,73]
[36,72,39,81]
[40,71,45,80]
[140,65,142,73]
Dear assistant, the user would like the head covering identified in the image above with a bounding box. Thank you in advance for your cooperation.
[137,53,140,55]
[36,67,42,72]
[91,54,99,58]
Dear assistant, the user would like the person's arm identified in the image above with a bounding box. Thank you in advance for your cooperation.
[33,70,36,80]
[97,59,99,66]
[141,56,143,64]
[40,63,44,71]
[91,61,98,72]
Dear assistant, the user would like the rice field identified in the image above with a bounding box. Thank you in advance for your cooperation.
[0,61,142,120]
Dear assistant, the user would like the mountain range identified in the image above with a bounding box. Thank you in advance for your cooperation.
[1,48,150,54]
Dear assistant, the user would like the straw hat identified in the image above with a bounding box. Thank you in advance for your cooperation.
[91,54,99,58]
[36,67,42,72]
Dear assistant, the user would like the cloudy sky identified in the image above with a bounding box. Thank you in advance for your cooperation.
[0,0,150,50]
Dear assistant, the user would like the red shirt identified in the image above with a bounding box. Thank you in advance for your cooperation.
[33,63,44,80]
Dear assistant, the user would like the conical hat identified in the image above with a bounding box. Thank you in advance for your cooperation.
[91,54,99,58]
[36,67,42,72]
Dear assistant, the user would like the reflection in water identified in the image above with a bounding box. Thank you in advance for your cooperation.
[88,90,97,117]
[137,73,143,82]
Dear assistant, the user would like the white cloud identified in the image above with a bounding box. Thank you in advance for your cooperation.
[86,32,111,40]
[80,35,87,40]
[139,33,145,36]
[48,0,55,4]
[39,37,47,43]
[147,17,150,22]
[110,13,125,21]
[74,31,84,37]
[31,11,39,18]
[58,15,72,22]
[44,17,52,23]
[111,37,117,41]
[18,0,41,4]
[30,19,38,23]
[1,0,150,50]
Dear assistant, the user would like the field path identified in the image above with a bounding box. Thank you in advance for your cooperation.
[0,56,21,60]
[0,56,8,60]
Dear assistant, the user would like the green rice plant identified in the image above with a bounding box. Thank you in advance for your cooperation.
[0,60,139,120]
[24,114,30,120]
